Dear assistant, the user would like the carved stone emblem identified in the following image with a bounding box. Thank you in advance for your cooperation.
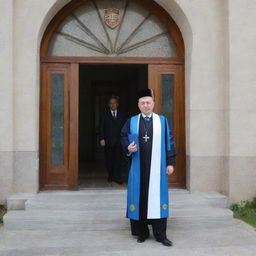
[104,8,120,29]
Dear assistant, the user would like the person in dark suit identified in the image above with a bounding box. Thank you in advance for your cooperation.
[99,96,126,184]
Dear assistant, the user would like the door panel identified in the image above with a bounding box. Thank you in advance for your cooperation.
[148,64,186,188]
[40,62,185,189]
[40,63,78,189]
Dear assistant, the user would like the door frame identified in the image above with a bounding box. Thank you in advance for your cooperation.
[40,63,79,190]
[40,0,186,190]
[39,57,185,190]
[148,64,186,188]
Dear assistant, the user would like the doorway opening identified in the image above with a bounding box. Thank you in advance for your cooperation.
[78,64,148,188]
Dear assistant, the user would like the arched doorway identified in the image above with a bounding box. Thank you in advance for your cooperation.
[40,0,185,190]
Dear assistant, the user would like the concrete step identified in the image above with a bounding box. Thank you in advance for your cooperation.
[2,225,256,256]
[7,188,185,211]
[4,190,232,231]
[35,189,189,197]
[24,190,228,211]
[3,207,233,231]
[7,189,193,210]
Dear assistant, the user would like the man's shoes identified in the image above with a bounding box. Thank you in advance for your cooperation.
[158,238,173,247]
[137,237,146,243]
[115,179,123,185]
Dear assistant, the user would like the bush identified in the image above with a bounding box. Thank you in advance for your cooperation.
[231,201,249,215]
[252,197,256,208]
[231,198,256,227]
[0,205,7,224]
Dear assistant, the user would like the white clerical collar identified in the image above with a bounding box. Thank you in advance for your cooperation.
[141,113,153,118]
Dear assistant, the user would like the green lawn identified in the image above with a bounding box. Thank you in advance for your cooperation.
[0,205,6,224]
[231,199,256,228]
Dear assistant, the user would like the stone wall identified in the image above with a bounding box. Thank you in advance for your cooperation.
[0,0,255,204]
[7,0,72,200]
[161,0,228,193]
[227,0,256,203]
[0,0,14,204]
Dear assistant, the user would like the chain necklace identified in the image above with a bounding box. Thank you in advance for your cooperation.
[141,116,152,142]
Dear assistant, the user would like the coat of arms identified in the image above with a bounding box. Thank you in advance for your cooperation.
[104,8,120,29]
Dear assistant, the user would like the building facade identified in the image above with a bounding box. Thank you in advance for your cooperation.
[0,0,256,204]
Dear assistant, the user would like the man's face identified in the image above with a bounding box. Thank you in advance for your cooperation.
[138,96,154,115]
[109,98,118,111]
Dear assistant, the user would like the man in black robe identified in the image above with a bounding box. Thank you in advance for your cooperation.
[120,89,176,247]
[100,95,126,184]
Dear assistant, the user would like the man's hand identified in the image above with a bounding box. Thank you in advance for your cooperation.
[100,139,106,147]
[128,141,137,153]
[166,165,174,176]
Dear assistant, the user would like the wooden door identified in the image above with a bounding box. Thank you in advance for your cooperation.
[148,64,186,188]
[40,63,79,190]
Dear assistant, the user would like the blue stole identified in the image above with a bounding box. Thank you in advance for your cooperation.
[126,113,172,220]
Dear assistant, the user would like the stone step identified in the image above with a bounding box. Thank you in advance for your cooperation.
[23,190,228,211]
[36,189,189,196]
[4,207,233,231]
[7,189,190,210]
[25,195,228,211]
[2,224,256,256]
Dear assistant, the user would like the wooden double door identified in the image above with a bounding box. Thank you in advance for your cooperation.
[40,61,185,190]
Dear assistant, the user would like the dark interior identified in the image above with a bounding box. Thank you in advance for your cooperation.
[79,64,148,188]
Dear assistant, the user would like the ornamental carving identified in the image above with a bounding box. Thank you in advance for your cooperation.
[104,8,120,29]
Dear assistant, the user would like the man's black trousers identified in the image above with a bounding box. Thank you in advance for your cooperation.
[130,218,167,241]
[104,145,122,182]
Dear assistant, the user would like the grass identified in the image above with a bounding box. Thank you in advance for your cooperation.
[231,198,256,228]
[0,205,7,224]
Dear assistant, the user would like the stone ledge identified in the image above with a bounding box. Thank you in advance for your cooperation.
[7,193,36,211]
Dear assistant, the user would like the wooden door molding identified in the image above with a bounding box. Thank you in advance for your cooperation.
[68,63,79,189]
[40,63,79,190]
[148,64,186,188]
[41,56,184,65]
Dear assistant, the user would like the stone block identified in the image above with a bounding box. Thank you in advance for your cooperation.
[13,151,39,194]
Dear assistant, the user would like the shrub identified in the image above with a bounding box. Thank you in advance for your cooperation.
[0,205,7,224]
[252,197,256,208]
[231,198,256,227]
